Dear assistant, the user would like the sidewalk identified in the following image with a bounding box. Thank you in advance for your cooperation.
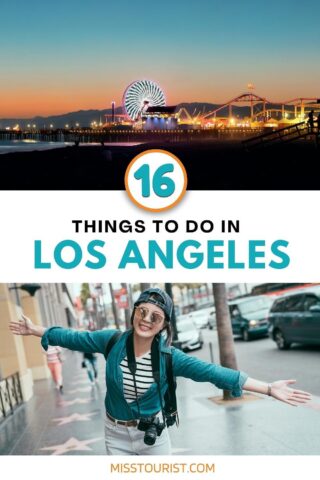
[1,350,320,455]
[170,376,320,454]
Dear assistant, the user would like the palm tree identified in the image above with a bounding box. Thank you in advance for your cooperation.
[109,283,120,330]
[164,283,178,341]
[80,283,91,307]
[212,283,239,400]
[80,282,98,329]
[121,283,132,329]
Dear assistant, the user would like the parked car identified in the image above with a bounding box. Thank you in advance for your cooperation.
[268,286,320,349]
[229,295,273,341]
[187,306,214,329]
[176,319,203,351]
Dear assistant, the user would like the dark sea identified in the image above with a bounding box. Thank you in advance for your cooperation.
[0,139,72,154]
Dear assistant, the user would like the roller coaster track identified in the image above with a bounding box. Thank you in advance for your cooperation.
[202,93,320,121]
[254,109,289,119]
[202,93,269,119]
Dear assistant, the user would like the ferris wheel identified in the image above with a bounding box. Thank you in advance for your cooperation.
[123,80,166,120]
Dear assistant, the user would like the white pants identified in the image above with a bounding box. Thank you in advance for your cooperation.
[104,415,172,455]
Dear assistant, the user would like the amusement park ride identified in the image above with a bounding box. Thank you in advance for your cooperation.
[104,80,320,130]
[2,80,319,140]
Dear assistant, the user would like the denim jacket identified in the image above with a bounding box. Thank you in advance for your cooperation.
[41,327,248,420]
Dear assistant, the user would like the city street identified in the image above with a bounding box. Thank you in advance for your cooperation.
[193,328,320,396]
[1,331,320,455]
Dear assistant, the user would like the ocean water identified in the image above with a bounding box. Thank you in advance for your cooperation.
[0,139,72,154]
[0,139,144,154]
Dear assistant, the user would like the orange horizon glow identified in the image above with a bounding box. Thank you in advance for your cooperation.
[1,84,320,118]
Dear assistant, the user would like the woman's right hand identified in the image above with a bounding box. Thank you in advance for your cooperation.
[9,314,36,336]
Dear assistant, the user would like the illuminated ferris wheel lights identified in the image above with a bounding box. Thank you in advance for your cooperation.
[123,80,166,120]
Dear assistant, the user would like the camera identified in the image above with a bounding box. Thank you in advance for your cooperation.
[138,416,165,445]
[165,412,177,427]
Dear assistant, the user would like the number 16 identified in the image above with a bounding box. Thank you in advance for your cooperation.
[134,163,175,198]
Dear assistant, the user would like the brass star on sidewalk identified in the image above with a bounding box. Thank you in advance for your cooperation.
[40,437,103,455]
[52,412,99,426]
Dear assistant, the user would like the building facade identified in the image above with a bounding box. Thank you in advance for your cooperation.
[0,283,78,422]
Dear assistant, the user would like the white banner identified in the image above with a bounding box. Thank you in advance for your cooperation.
[1,456,319,480]
[0,191,318,282]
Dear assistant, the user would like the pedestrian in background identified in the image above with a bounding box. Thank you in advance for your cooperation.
[10,288,312,456]
[44,345,63,392]
[82,351,98,386]
[308,110,314,132]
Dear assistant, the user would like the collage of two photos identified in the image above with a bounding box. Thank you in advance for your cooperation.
[1,0,320,472]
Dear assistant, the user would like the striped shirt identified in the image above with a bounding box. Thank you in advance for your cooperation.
[120,352,154,403]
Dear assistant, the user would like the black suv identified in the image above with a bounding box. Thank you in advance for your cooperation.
[229,295,273,341]
[268,286,320,349]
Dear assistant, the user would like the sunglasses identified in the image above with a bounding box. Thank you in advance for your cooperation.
[135,306,165,325]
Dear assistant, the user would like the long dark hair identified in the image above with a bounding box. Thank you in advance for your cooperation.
[162,321,172,346]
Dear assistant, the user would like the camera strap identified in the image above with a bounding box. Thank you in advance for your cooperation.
[126,331,143,418]
[150,334,161,384]
[126,330,137,375]
[127,333,165,423]
[105,330,178,425]
[163,351,178,424]
[150,335,166,424]
[104,331,122,360]
[151,335,178,426]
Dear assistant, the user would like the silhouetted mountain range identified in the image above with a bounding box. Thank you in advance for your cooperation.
[0,102,287,128]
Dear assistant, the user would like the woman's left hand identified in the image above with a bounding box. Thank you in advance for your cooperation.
[270,380,312,406]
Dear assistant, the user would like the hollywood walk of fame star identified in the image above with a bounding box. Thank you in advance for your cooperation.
[40,436,104,455]
[52,412,99,426]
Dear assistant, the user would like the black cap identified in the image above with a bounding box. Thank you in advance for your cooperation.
[134,287,173,322]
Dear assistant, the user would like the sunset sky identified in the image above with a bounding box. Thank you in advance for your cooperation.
[1,0,320,117]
